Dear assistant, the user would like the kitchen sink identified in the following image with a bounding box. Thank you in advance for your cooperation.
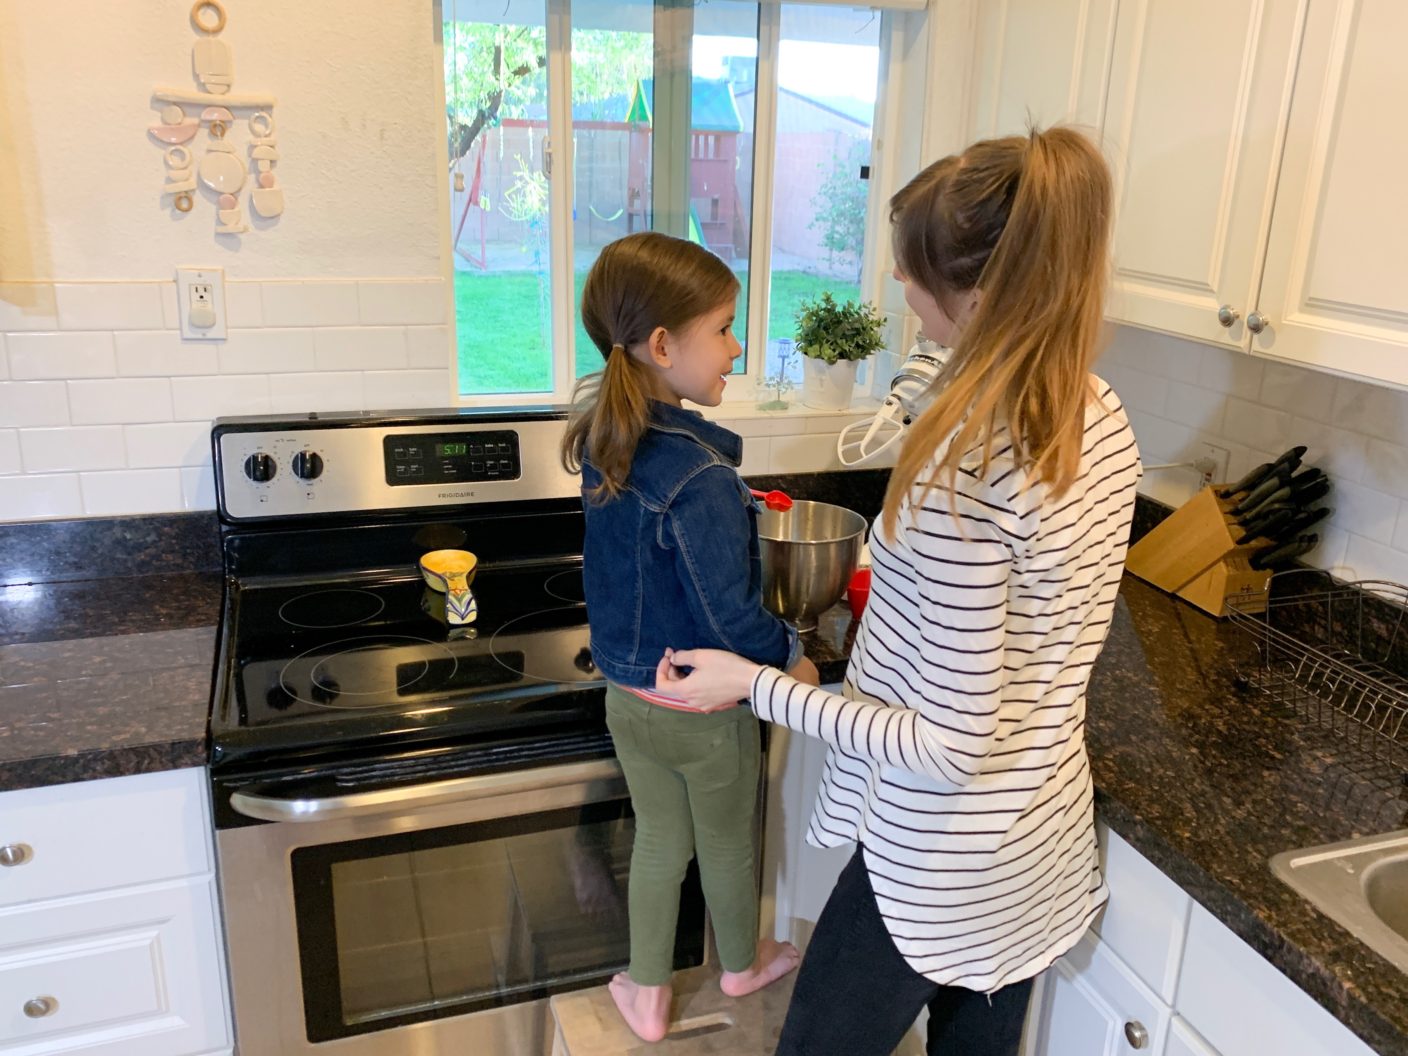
[1272,831,1408,973]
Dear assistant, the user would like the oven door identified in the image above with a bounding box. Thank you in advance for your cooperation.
[214,758,708,1055]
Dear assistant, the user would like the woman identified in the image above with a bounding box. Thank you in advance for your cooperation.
[655,127,1142,1056]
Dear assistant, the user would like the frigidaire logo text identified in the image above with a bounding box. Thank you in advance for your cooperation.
[437,490,477,500]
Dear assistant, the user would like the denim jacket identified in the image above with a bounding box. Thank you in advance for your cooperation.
[581,400,801,688]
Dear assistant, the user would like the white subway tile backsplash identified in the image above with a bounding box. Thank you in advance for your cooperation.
[68,378,173,425]
[770,432,845,473]
[268,371,364,414]
[0,473,82,519]
[1100,364,1166,416]
[358,280,447,325]
[115,331,219,376]
[125,422,212,468]
[180,465,217,511]
[1361,439,1408,496]
[225,282,264,328]
[0,333,7,380]
[0,284,59,332]
[314,327,408,370]
[1161,381,1225,432]
[406,326,451,368]
[218,329,317,374]
[1338,534,1407,584]
[80,469,182,516]
[1111,327,1205,384]
[1394,503,1408,554]
[19,427,126,472]
[0,430,19,474]
[1332,378,1408,446]
[1257,361,1335,421]
[0,381,70,427]
[1219,397,1293,453]
[361,370,452,409]
[738,435,770,476]
[6,332,116,379]
[160,282,180,330]
[1122,411,1194,462]
[261,281,360,327]
[55,282,163,330]
[1286,417,1370,484]
[171,375,270,420]
[1332,481,1401,545]
[1196,346,1263,399]
[1307,525,1350,572]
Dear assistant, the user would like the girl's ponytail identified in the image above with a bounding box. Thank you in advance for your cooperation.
[882,126,1112,536]
[561,232,739,501]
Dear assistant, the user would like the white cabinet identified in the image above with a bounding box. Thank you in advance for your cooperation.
[1028,826,1379,1056]
[1101,0,1303,350]
[1253,0,1408,389]
[1029,931,1169,1056]
[0,769,231,1056]
[964,0,1120,141]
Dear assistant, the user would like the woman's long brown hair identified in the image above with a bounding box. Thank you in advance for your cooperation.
[881,127,1112,536]
[560,232,739,501]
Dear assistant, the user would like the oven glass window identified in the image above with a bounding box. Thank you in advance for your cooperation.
[291,802,706,1041]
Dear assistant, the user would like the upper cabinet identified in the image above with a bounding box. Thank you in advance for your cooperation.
[964,0,1120,140]
[1101,0,1302,352]
[957,0,1408,390]
[1253,0,1408,388]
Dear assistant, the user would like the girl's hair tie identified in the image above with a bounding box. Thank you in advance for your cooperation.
[610,343,625,355]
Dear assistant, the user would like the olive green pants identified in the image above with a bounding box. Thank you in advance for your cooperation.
[604,684,762,985]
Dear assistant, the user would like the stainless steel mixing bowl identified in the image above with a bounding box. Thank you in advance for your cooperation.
[758,500,868,632]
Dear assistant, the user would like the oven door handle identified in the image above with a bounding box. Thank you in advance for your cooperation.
[228,757,625,822]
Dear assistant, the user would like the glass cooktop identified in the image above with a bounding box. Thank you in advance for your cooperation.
[211,560,607,769]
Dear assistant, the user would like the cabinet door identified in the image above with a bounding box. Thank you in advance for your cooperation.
[965,0,1120,141]
[1102,0,1304,349]
[1029,932,1170,1056]
[1253,0,1408,387]
[1166,1017,1221,1056]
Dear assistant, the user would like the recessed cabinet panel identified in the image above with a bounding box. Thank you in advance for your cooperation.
[1102,0,1302,348]
[1255,0,1408,387]
[966,0,1120,140]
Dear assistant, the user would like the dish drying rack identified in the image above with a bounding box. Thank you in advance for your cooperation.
[1227,570,1408,787]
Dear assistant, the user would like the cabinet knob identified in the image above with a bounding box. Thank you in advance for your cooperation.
[1216,304,1240,328]
[1124,1020,1149,1049]
[23,996,58,1019]
[0,843,32,867]
[1246,311,1270,334]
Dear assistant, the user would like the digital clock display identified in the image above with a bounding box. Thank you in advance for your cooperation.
[437,442,469,457]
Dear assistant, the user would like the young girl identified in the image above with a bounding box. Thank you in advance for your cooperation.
[561,231,817,1043]
[656,127,1141,1056]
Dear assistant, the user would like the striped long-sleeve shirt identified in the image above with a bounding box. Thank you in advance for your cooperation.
[750,378,1141,992]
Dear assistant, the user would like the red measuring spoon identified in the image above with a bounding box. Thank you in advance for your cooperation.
[749,488,793,512]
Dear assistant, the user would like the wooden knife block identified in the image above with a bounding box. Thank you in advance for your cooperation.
[1125,486,1271,617]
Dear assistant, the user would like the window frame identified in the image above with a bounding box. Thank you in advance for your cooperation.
[442,0,913,409]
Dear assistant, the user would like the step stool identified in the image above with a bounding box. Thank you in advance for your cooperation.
[550,966,797,1056]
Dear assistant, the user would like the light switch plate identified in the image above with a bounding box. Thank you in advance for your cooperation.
[175,266,227,339]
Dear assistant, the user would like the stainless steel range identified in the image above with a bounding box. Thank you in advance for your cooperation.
[207,409,708,1056]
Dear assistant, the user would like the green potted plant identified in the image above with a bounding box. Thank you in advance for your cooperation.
[794,292,887,410]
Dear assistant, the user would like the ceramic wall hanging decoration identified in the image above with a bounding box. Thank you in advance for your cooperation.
[150,0,282,234]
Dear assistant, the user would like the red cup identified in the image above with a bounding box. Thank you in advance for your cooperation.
[846,568,872,620]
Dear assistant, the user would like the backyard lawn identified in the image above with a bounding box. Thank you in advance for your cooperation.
[454,269,861,394]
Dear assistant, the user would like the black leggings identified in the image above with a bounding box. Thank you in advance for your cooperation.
[775,847,1035,1056]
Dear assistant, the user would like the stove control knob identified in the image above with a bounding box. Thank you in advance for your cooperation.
[292,450,324,481]
[243,452,276,483]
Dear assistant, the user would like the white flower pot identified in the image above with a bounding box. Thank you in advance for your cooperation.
[801,357,859,411]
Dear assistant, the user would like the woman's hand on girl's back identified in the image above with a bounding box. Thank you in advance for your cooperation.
[654,647,762,712]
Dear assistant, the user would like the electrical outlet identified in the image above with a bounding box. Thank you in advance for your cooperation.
[175,267,227,339]
[1196,442,1231,488]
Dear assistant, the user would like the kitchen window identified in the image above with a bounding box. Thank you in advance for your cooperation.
[442,0,919,404]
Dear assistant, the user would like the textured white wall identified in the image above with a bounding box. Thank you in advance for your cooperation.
[0,0,444,280]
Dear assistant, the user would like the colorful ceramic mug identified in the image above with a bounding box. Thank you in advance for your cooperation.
[419,549,479,625]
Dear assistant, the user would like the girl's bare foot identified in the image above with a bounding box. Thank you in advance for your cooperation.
[719,938,801,998]
[608,972,671,1043]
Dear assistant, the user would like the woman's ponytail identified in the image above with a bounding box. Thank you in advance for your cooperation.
[881,126,1112,536]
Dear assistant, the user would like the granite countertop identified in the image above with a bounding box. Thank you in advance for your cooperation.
[0,572,223,792]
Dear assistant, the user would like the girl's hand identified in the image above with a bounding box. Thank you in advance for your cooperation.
[654,648,763,712]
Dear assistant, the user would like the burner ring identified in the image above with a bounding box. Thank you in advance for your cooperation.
[488,606,593,684]
[543,567,585,604]
[278,635,457,709]
[278,589,386,629]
